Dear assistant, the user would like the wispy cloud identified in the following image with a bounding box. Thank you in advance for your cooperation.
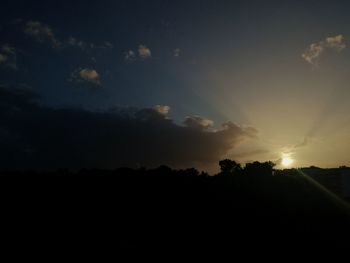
[67,37,86,49]
[174,48,181,57]
[67,37,114,51]
[293,136,311,149]
[22,20,113,52]
[302,34,346,65]
[24,21,61,48]
[281,136,313,160]
[125,50,136,61]
[103,41,114,49]
[184,116,214,130]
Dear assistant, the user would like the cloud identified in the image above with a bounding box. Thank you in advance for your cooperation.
[22,20,113,53]
[302,34,346,65]
[0,45,17,69]
[153,105,170,115]
[302,43,324,65]
[24,21,61,48]
[0,87,258,171]
[184,116,214,130]
[174,48,181,57]
[281,136,313,159]
[67,37,86,49]
[294,136,311,149]
[231,149,270,159]
[138,45,152,59]
[0,54,7,64]
[125,50,136,61]
[125,45,152,62]
[70,68,102,87]
[103,41,114,49]
[67,37,114,51]
[326,35,346,51]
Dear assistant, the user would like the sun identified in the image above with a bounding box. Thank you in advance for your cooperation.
[281,156,294,167]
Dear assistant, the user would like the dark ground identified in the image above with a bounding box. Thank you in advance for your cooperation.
[1,167,350,255]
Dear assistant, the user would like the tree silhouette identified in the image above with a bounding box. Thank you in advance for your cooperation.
[219,159,242,176]
[244,161,275,177]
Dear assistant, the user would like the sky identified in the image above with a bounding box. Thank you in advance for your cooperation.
[1,0,350,172]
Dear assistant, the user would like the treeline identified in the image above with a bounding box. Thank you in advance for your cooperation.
[1,160,350,250]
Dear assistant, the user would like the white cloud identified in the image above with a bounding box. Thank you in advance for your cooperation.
[302,34,346,65]
[184,116,214,130]
[138,45,152,59]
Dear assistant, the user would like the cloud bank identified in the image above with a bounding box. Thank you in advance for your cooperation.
[0,86,257,171]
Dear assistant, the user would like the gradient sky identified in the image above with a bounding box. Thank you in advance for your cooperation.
[1,0,350,171]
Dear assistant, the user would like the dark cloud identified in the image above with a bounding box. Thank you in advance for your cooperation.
[231,149,270,159]
[0,45,17,70]
[0,87,257,171]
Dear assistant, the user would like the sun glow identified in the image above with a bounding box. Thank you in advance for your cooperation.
[281,156,294,167]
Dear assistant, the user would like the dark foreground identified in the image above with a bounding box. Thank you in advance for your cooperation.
[1,167,350,254]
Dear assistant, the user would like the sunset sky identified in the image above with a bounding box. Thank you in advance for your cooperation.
[1,0,350,172]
